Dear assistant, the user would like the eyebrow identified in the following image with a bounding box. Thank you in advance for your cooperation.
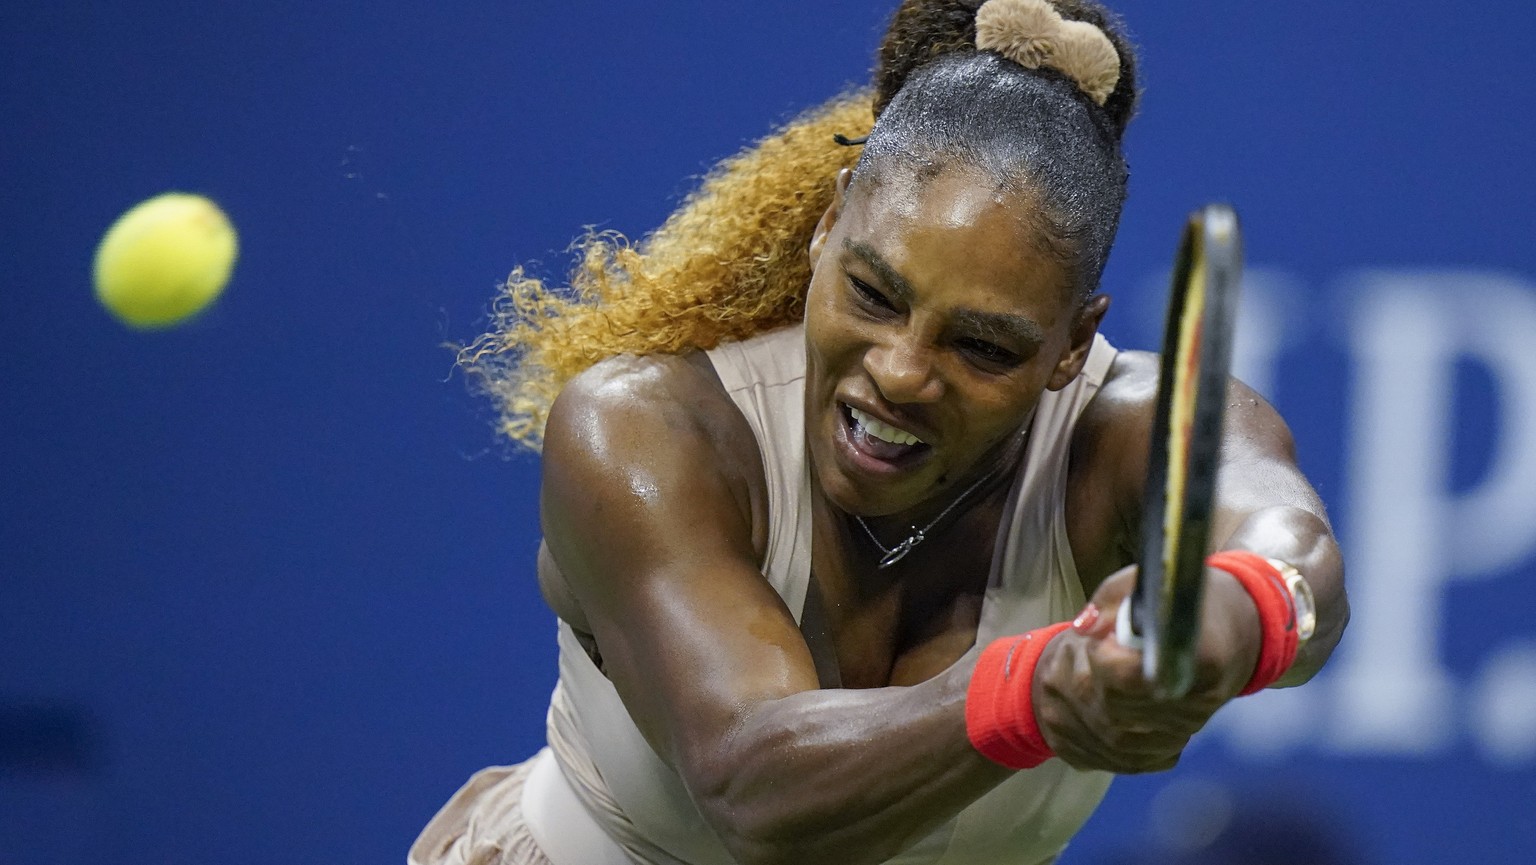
[845,238,916,303]
[842,238,1046,347]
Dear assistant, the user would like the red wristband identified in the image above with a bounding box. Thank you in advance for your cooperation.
[965,622,1073,769]
[1205,550,1300,695]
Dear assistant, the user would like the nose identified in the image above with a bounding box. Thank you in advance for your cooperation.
[865,335,944,405]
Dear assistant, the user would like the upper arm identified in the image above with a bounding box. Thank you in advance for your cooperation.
[1072,351,1333,578]
[1205,374,1330,545]
[538,353,820,786]
[1074,351,1346,680]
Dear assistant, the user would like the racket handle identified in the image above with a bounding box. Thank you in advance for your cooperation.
[1115,595,1144,650]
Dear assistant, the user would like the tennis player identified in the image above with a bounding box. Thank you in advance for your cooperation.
[412,1,1346,863]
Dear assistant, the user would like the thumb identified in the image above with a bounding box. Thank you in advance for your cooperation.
[1074,564,1139,639]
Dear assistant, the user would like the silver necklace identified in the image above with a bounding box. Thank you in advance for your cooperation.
[853,468,1003,569]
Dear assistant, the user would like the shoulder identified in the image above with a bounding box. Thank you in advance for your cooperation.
[1065,349,1307,588]
[1065,350,1158,588]
[541,349,769,576]
[1072,348,1158,475]
[551,350,730,436]
[1069,346,1298,503]
[1086,348,1159,418]
[1074,348,1296,457]
[546,350,760,480]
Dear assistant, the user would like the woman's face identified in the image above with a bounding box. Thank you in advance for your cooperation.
[803,164,1105,519]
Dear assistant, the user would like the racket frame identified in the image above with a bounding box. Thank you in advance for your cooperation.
[1124,204,1243,699]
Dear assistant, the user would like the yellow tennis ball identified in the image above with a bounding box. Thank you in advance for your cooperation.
[94,192,239,328]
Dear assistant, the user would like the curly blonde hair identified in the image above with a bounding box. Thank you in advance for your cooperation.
[459,92,873,451]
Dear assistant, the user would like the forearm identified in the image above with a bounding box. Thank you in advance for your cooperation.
[690,662,1012,865]
[1219,504,1347,686]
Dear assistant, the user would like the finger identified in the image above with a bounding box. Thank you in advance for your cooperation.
[1084,628,1154,698]
[1086,564,1140,613]
[1036,635,1192,771]
[1081,636,1222,733]
[1034,634,1120,768]
[1102,696,1217,733]
[1040,685,1191,770]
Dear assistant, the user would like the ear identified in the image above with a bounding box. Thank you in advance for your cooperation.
[1046,294,1110,391]
[808,168,853,270]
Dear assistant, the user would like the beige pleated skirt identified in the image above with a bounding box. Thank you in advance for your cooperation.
[409,755,553,865]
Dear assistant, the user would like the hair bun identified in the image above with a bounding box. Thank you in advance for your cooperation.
[974,0,1121,106]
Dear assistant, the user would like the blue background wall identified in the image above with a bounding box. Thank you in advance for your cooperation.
[3,2,1533,863]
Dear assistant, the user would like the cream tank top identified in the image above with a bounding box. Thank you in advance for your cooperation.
[544,323,1118,865]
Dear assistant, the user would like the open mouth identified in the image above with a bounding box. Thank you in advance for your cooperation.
[839,403,931,469]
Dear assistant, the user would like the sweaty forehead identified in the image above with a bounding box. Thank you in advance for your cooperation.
[841,162,1074,304]
[852,151,1047,224]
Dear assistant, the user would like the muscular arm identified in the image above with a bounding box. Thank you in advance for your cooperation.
[1132,353,1346,683]
[1040,352,1347,773]
[1203,384,1347,685]
[540,355,1009,865]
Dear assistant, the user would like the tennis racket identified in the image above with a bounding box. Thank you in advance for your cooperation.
[1114,204,1243,699]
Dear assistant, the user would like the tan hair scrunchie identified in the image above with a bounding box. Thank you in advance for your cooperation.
[974,0,1121,106]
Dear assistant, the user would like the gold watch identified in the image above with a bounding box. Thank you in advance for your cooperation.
[1265,558,1317,643]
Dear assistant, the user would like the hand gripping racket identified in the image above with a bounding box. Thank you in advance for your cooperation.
[1115,204,1244,699]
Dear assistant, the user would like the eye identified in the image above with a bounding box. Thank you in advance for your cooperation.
[957,337,1021,368]
[848,275,895,311]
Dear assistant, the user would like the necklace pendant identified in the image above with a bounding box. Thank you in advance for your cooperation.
[877,529,925,569]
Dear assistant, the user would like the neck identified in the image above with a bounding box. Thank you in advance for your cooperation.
[857,422,1031,545]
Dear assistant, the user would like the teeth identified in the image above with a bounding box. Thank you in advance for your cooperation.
[849,406,924,446]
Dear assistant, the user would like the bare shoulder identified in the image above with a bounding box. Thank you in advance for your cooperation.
[549,350,746,451]
[538,350,768,626]
[544,349,764,507]
[1066,349,1159,587]
[1073,347,1297,478]
[1072,348,1162,500]
[1083,349,1159,426]
[1067,347,1316,589]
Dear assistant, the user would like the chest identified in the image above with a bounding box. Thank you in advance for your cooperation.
[803,501,1002,689]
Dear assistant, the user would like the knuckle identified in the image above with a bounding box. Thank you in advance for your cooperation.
[1035,692,1069,733]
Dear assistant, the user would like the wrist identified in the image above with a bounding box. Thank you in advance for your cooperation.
[965,622,1072,769]
[1205,550,1312,695]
